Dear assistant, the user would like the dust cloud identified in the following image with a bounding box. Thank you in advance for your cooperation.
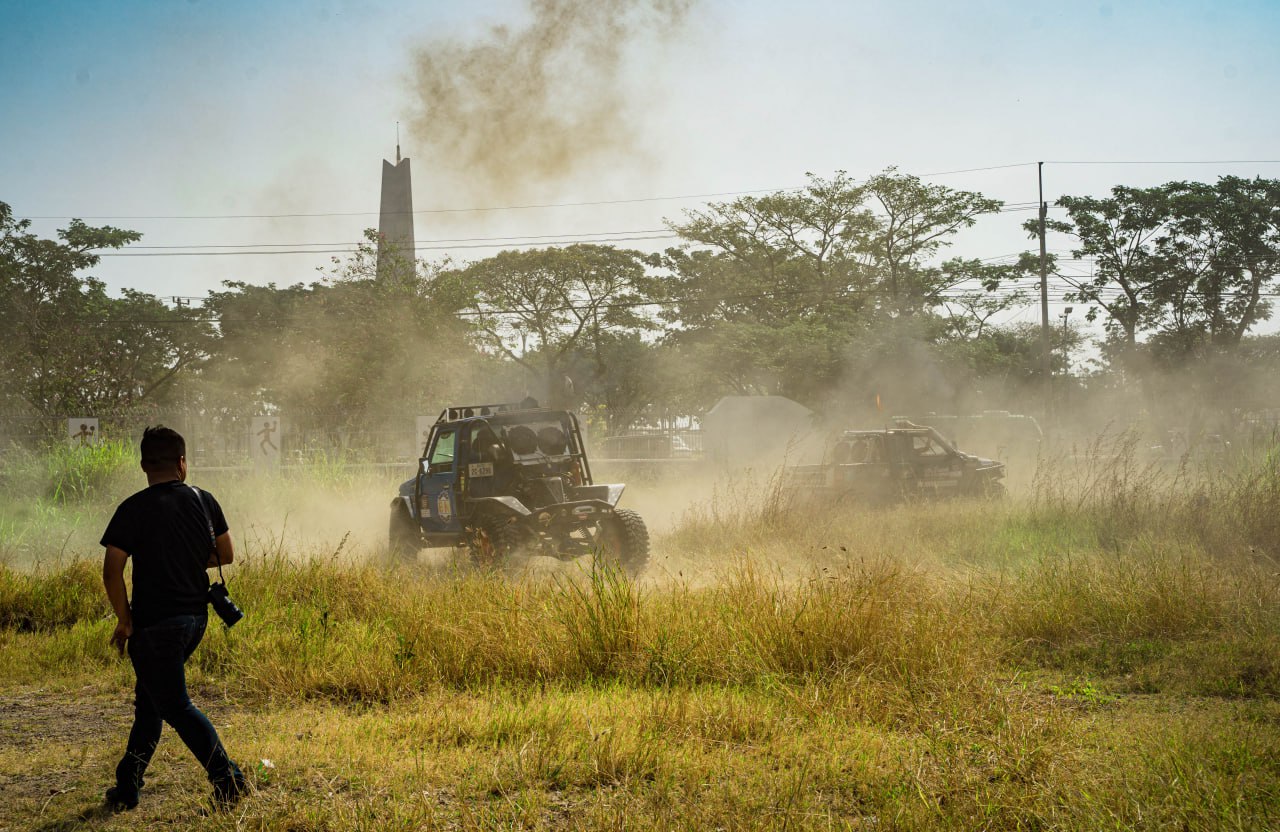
[404,0,694,205]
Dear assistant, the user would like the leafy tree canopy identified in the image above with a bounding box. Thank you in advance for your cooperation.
[439,244,654,407]
[0,202,210,423]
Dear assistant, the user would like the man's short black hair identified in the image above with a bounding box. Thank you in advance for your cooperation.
[140,425,185,472]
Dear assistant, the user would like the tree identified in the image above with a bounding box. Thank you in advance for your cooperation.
[1037,185,1179,353]
[658,170,1011,411]
[1157,177,1280,352]
[0,202,210,424]
[662,172,878,328]
[201,233,482,443]
[1045,178,1280,368]
[857,170,1003,315]
[572,331,660,434]
[441,244,654,408]
[938,253,1041,340]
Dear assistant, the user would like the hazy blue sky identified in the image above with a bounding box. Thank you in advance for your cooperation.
[3,0,1279,330]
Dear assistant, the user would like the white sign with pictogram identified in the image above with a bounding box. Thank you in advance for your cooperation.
[415,415,433,455]
[68,418,99,447]
[250,416,282,467]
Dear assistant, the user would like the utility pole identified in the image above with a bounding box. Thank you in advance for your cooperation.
[1038,162,1051,427]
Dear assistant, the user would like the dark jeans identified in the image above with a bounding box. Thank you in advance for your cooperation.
[114,614,242,799]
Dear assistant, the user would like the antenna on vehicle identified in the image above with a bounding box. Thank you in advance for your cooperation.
[395,122,401,164]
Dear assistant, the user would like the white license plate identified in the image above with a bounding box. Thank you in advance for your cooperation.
[468,462,494,477]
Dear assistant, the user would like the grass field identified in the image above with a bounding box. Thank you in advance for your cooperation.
[1,440,1278,830]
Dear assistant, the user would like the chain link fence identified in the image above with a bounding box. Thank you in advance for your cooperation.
[2,406,706,470]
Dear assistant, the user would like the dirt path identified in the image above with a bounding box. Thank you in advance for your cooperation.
[0,684,226,832]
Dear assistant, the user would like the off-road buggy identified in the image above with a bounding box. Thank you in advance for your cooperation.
[390,402,650,574]
[787,421,1006,503]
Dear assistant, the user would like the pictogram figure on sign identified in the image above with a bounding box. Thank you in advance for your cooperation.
[250,416,283,468]
[67,418,100,447]
[256,420,279,455]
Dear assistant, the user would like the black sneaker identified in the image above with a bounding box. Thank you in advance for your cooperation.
[104,786,139,812]
[211,774,247,809]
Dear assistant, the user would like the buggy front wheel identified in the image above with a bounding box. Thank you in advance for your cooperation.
[388,504,421,562]
[468,517,532,571]
[594,509,650,577]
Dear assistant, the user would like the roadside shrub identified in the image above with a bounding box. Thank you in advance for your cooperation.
[1,440,139,504]
[1229,445,1280,556]
[0,559,106,630]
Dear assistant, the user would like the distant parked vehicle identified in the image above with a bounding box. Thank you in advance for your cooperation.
[600,433,693,459]
[787,422,1006,503]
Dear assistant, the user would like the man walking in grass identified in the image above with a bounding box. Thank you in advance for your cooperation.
[100,426,246,811]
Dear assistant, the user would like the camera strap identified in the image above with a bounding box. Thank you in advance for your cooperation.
[188,485,228,586]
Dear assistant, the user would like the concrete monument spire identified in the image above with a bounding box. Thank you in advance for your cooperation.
[377,123,415,282]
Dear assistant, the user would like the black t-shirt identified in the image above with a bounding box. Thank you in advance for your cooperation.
[100,481,229,628]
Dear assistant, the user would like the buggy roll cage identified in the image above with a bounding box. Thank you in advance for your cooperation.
[419,403,596,486]
[436,402,527,422]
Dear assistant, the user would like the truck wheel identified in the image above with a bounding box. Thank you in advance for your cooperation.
[595,509,650,577]
[968,478,1006,499]
[389,503,421,562]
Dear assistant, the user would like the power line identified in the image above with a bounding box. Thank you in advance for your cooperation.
[55,277,1280,327]
[912,162,1036,177]
[23,163,1042,222]
[90,204,1041,257]
[24,188,801,222]
[47,156,1280,229]
[23,159,1280,223]
[1046,159,1280,166]
[117,229,673,250]
[96,233,680,257]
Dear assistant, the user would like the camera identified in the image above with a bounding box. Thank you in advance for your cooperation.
[208,581,244,629]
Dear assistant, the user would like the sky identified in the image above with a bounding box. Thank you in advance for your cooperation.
[2,0,1279,339]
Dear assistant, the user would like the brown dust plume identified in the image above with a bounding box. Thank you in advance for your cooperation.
[404,0,694,203]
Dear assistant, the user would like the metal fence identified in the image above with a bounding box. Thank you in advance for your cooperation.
[2,407,707,468]
[591,427,704,460]
[0,411,419,466]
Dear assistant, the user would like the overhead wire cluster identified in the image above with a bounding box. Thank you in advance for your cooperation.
[19,158,1280,326]
[25,161,1043,222]
[56,278,1280,328]
[26,158,1280,223]
[26,158,1276,259]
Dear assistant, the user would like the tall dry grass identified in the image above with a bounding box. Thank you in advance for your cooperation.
[2,436,1278,703]
[3,439,1280,830]
[3,543,1275,705]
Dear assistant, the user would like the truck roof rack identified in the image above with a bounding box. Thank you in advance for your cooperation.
[436,402,541,423]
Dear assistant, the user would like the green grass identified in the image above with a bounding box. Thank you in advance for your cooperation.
[0,439,138,503]
[1,442,1279,829]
